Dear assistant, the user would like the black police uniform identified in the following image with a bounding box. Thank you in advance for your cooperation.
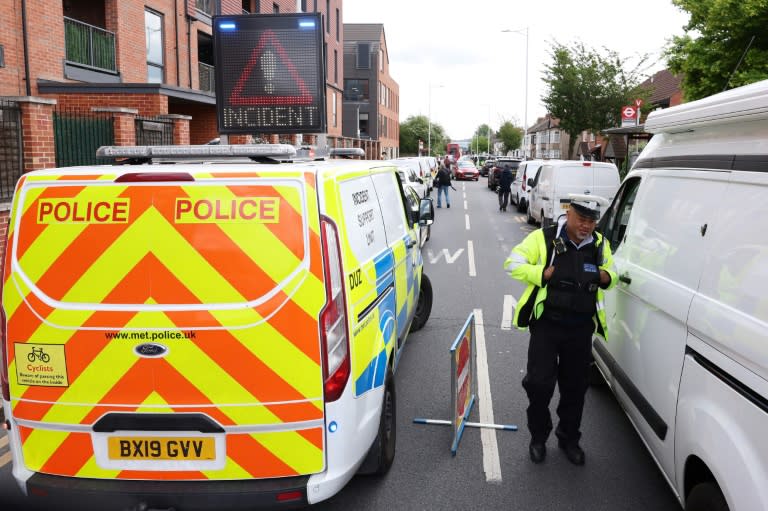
[522,223,602,450]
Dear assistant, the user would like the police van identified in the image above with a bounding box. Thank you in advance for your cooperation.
[0,144,434,510]
[593,79,768,511]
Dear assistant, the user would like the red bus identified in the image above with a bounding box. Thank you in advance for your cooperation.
[446,143,462,162]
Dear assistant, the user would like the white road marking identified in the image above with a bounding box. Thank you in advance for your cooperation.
[468,240,477,277]
[465,214,470,230]
[501,243,510,253]
[464,200,468,210]
[427,248,464,264]
[463,192,467,199]
[474,308,502,483]
[501,295,517,330]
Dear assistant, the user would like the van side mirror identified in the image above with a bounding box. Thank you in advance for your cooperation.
[419,198,434,226]
[527,178,535,187]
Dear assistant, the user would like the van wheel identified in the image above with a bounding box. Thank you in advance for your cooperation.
[686,482,729,511]
[358,369,396,476]
[410,273,433,332]
[541,212,548,228]
[526,205,535,224]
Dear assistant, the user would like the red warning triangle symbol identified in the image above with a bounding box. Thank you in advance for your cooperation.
[229,30,314,106]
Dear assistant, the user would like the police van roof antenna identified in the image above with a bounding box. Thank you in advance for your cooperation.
[723,35,755,92]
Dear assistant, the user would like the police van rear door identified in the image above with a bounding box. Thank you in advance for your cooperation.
[3,166,326,481]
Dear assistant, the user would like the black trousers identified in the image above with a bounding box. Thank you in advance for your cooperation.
[498,189,510,209]
[522,316,594,445]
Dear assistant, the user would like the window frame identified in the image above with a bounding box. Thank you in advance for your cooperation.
[145,8,165,84]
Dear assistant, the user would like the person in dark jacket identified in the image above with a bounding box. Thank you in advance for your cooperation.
[498,165,514,211]
[435,163,453,208]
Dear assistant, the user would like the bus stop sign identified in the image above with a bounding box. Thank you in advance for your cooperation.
[213,13,326,134]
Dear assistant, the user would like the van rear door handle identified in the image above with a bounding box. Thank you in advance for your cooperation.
[619,273,632,284]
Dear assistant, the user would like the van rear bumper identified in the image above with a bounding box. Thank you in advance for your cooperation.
[26,472,310,511]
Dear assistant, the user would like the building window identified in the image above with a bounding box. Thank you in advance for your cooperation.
[273,3,279,13]
[332,92,337,127]
[301,0,307,12]
[336,8,340,41]
[356,43,370,69]
[326,0,330,32]
[552,130,560,143]
[344,79,369,101]
[359,112,369,137]
[145,9,164,83]
[334,49,337,83]
[379,49,383,71]
[242,0,260,12]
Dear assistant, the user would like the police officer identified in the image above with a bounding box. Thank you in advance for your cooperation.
[498,164,514,211]
[503,199,617,465]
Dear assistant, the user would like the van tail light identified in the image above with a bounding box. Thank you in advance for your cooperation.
[319,216,350,402]
[582,162,592,167]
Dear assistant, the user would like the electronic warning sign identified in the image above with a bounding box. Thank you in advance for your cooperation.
[213,13,326,134]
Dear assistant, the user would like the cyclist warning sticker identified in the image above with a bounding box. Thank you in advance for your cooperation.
[14,343,69,387]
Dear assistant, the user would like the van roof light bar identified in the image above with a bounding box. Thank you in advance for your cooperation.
[96,144,297,160]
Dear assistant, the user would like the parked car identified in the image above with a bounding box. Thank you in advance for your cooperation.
[395,164,428,198]
[454,160,480,181]
[480,158,496,177]
[511,159,552,213]
[391,157,431,193]
[592,79,768,511]
[488,158,521,191]
[527,160,619,226]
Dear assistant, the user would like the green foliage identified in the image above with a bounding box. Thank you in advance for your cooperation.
[399,115,448,156]
[474,124,491,139]
[542,42,650,159]
[666,0,768,100]
[470,136,490,154]
[497,121,523,154]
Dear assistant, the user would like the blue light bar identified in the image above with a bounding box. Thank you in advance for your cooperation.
[218,22,237,31]
[299,20,316,28]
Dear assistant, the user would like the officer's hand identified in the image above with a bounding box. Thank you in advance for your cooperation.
[599,269,610,285]
[543,266,555,282]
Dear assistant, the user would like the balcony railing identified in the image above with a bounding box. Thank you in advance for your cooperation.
[199,62,215,93]
[64,17,116,72]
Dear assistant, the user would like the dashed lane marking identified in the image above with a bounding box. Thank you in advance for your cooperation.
[464,200,468,210]
[501,295,517,330]
[468,240,477,277]
[465,214,470,230]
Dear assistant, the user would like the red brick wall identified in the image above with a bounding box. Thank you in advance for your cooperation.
[49,93,169,117]
[0,0,25,96]
[24,0,66,95]
[20,102,56,172]
[0,210,9,275]
[177,103,218,144]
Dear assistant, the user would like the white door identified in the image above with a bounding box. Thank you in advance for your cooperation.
[598,170,725,484]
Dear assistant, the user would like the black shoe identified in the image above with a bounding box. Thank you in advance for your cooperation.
[447,204,450,208]
[558,441,585,465]
[529,442,546,464]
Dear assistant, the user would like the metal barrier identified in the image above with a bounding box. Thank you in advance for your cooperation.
[135,116,174,146]
[53,108,115,167]
[64,17,117,72]
[0,100,24,202]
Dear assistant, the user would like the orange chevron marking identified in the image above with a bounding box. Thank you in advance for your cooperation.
[226,433,297,478]
[39,431,93,476]
[297,426,323,451]
[15,185,87,260]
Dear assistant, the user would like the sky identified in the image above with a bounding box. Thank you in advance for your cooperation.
[343,0,691,141]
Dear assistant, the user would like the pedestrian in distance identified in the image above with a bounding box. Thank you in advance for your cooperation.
[435,162,455,208]
[503,200,617,466]
[498,164,514,211]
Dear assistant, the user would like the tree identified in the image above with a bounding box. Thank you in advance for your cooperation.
[470,136,490,154]
[542,42,650,159]
[665,0,768,101]
[497,121,523,154]
[399,115,448,156]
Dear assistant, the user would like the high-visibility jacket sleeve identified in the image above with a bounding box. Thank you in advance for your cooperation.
[504,230,545,287]
[599,236,618,290]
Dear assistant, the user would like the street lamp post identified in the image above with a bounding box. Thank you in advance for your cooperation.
[502,26,529,159]
[428,82,444,157]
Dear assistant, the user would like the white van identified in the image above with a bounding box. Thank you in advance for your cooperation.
[527,160,619,226]
[511,159,551,213]
[592,79,768,511]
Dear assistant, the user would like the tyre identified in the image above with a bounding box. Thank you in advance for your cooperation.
[527,205,535,224]
[357,368,396,476]
[686,482,729,511]
[517,198,526,213]
[410,273,433,332]
[541,211,548,228]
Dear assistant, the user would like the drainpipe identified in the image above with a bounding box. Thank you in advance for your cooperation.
[174,0,180,86]
[187,12,193,88]
[21,0,32,96]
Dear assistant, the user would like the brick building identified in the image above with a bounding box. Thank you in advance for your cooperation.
[0,0,355,259]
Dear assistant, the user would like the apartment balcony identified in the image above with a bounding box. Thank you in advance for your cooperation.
[199,63,215,94]
[64,17,119,83]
